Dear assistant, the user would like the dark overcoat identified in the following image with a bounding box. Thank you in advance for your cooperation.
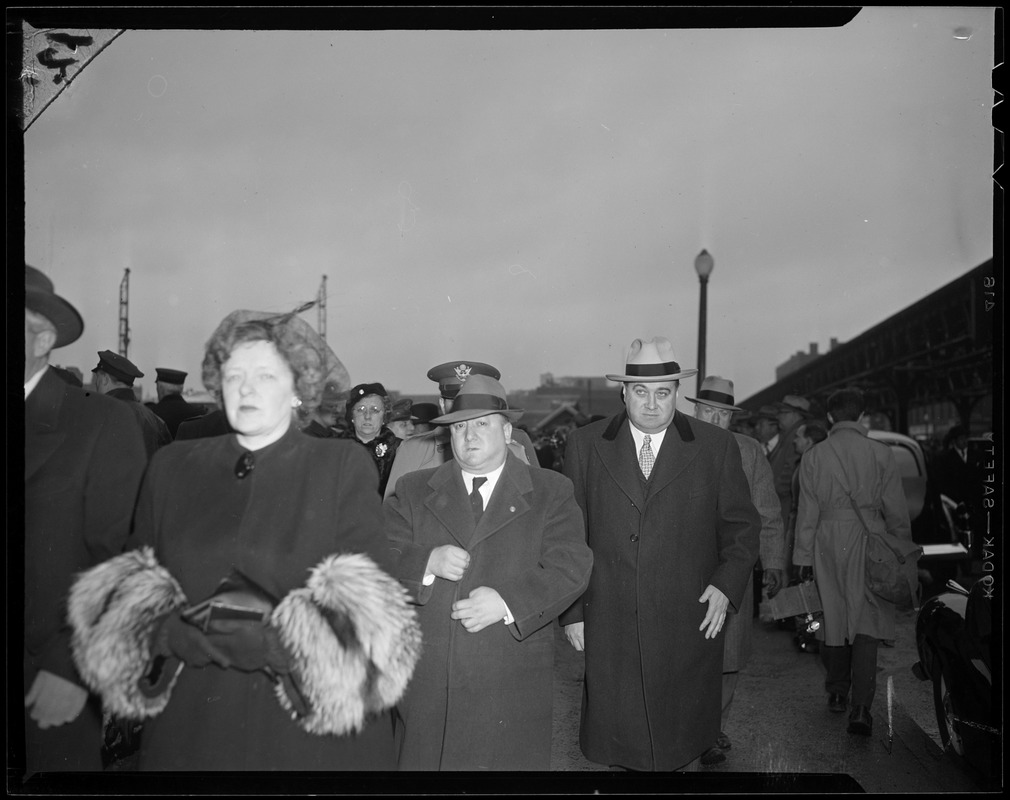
[559,411,760,771]
[126,426,400,770]
[385,453,593,770]
[768,419,803,560]
[146,392,206,437]
[107,386,172,456]
[24,367,148,771]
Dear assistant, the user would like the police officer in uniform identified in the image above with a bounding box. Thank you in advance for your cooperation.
[383,361,538,501]
[145,368,206,437]
[91,350,172,456]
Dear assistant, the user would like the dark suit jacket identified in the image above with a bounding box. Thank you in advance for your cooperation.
[175,407,233,440]
[559,410,760,770]
[147,393,206,437]
[107,387,172,456]
[24,367,148,688]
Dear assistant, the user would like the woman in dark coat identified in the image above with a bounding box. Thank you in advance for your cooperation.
[68,306,421,771]
[339,383,401,495]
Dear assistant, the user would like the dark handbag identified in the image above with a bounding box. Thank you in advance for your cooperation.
[825,439,922,611]
[181,569,276,633]
[180,569,310,718]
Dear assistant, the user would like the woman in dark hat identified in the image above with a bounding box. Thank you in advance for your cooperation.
[339,382,402,496]
[67,304,420,772]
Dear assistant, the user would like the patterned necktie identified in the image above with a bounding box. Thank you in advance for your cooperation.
[639,435,655,479]
[470,476,488,521]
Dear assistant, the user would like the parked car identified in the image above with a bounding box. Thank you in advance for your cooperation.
[867,429,971,595]
[911,578,998,786]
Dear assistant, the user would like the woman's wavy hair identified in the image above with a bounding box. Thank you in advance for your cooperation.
[202,302,340,414]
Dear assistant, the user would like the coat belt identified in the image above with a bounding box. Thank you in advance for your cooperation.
[819,508,880,522]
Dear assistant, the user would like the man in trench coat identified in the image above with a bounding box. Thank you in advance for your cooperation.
[559,338,760,771]
[385,375,593,770]
[794,387,912,736]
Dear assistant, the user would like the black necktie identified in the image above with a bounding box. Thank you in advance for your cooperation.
[470,476,487,521]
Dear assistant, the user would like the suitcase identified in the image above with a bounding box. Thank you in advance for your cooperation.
[767,581,823,620]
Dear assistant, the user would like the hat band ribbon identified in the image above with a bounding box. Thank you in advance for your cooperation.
[451,394,509,413]
[625,361,682,377]
[698,389,735,406]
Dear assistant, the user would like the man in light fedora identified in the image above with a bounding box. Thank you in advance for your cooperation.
[385,374,592,770]
[559,337,759,772]
[23,266,148,773]
[688,375,786,766]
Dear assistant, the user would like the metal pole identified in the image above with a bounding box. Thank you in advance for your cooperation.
[318,274,328,341]
[118,267,130,357]
[697,274,708,395]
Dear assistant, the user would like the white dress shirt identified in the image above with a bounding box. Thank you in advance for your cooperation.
[629,422,669,463]
[25,363,49,399]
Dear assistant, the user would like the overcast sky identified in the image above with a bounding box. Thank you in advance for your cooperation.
[22,7,995,407]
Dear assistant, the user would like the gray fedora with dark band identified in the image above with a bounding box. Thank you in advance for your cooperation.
[686,376,743,411]
[431,374,523,424]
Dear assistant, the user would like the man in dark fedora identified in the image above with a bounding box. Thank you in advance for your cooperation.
[409,401,440,436]
[769,394,812,575]
[91,350,172,456]
[753,404,781,456]
[146,367,206,437]
[385,375,593,770]
[383,360,538,501]
[23,266,148,773]
[559,337,760,772]
[688,375,786,766]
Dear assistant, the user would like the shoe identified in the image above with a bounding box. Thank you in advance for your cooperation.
[847,705,873,736]
[700,745,726,766]
[715,731,731,751]
[828,693,848,713]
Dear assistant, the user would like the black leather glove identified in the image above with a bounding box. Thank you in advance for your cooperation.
[799,566,815,583]
[151,610,231,669]
[205,622,292,675]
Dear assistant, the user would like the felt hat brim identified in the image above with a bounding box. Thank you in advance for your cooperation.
[26,290,84,348]
[686,396,743,411]
[431,408,524,425]
[605,367,698,383]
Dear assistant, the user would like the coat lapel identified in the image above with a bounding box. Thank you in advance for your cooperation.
[424,461,476,548]
[595,412,647,507]
[469,454,532,549]
[25,368,69,482]
[646,412,699,498]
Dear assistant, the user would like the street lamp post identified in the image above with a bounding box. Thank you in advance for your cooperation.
[694,249,714,395]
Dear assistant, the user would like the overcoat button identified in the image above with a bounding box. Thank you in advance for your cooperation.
[630,534,639,542]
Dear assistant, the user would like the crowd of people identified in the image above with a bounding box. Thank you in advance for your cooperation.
[23,262,954,776]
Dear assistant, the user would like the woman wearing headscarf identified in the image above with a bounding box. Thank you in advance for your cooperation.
[67,305,421,771]
[339,383,402,496]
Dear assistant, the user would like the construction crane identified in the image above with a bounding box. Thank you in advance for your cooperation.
[118,268,130,357]
[318,274,328,341]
